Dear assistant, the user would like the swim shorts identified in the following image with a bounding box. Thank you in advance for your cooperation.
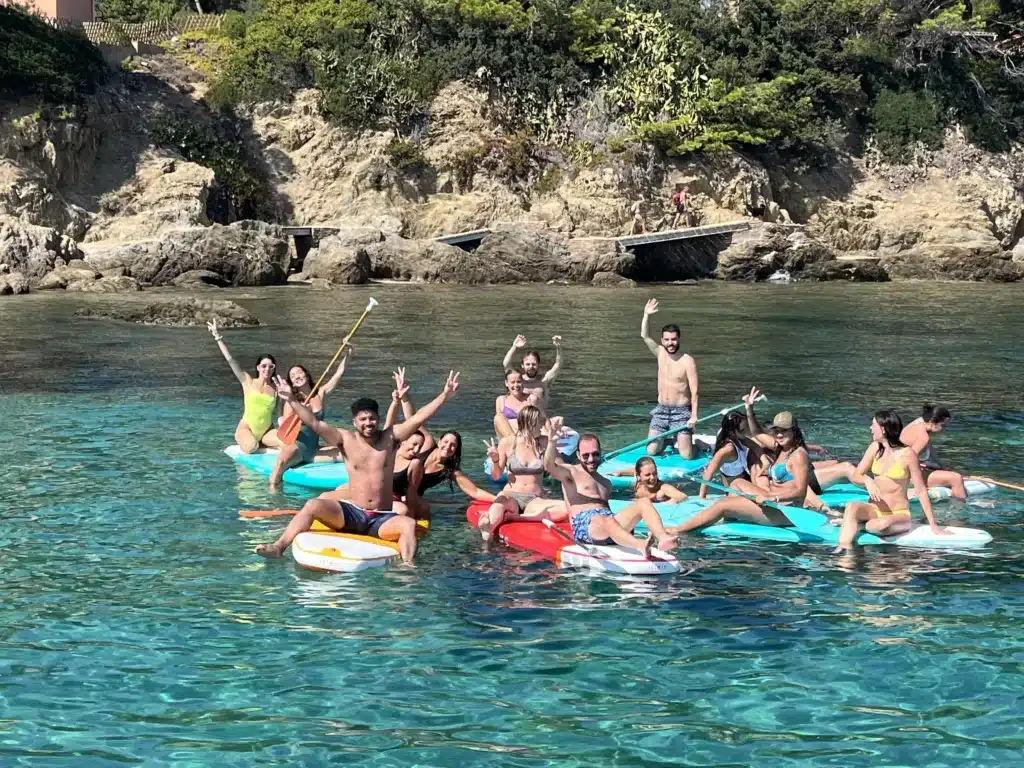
[335,501,396,538]
[571,508,617,545]
[649,404,693,435]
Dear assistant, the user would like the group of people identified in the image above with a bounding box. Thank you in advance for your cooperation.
[212,298,970,565]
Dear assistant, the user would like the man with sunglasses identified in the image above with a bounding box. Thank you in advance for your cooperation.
[641,298,699,459]
[544,418,679,554]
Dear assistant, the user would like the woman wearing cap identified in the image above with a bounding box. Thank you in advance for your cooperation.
[900,403,967,500]
[668,408,814,534]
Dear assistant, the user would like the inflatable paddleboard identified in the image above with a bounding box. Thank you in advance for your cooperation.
[483,428,581,483]
[292,519,430,573]
[819,478,996,506]
[614,498,992,550]
[598,435,715,490]
[466,501,679,575]
[225,445,349,490]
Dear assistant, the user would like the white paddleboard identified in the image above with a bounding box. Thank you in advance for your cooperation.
[291,531,399,573]
[556,543,681,575]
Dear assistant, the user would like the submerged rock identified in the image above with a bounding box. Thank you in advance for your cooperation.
[74,297,259,326]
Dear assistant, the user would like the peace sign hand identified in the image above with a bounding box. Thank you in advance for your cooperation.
[443,371,460,399]
[273,375,295,402]
[207,319,223,341]
[392,367,410,400]
[743,386,762,407]
[483,438,500,463]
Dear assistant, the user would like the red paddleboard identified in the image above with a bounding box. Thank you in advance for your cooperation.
[466,501,679,575]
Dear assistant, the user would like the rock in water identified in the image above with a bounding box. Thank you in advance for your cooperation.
[74,298,259,327]
[66,276,142,293]
[0,271,29,295]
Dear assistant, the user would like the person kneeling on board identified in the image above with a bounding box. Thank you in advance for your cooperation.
[544,418,678,554]
[254,370,461,565]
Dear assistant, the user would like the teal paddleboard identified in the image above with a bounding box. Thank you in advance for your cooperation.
[818,479,995,507]
[599,445,710,490]
[610,498,992,549]
[224,445,349,490]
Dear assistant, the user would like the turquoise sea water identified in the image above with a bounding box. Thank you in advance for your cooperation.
[2,283,1023,766]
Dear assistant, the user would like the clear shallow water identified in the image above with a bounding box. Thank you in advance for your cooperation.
[1,283,1023,766]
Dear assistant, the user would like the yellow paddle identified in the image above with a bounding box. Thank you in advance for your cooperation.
[278,297,378,445]
[968,475,1024,493]
[239,509,297,519]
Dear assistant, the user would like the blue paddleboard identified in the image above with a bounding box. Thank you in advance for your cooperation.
[224,445,349,490]
[599,444,711,490]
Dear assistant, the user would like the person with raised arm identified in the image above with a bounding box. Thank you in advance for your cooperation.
[267,348,351,490]
[833,409,950,553]
[208,319,281,454]
[501,334,564,413]
[640,298,699,459]
[544,418,678,554]
[254,370,461,565]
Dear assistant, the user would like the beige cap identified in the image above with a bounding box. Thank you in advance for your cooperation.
[771,411,796,430]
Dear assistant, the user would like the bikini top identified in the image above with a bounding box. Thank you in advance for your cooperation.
[507,436,544,475]
[872,448,909,480]
[501,397,518,420]
[769,455,794,483]
[393,464,448,497]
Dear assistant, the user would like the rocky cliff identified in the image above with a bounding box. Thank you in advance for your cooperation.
[1,52,1022,295]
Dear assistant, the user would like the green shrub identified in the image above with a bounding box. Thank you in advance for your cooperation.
[384,138,426,172]
[535,167,563,195]
[221,10,248,40]
[450,143,488,192]
[870,89,944,161]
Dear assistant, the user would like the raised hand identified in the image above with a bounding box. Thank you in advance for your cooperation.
[392,367,410,400]
[513,334,527,348]
[644,298,659,315]
[273,375,295,402]
[549,415,564,435]
[207,319,223,341]
[483,438,500,463]
[551,334,562,348]
[443,371,460,399]
[743,386,762,407]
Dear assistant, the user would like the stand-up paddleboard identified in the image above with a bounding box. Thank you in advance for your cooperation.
[483,428,581,483]
[819,478,997,506]
[614,498,993,550]
[598,435,715,490]
[225,445,349,490]
[291,519,430,573]
[466,501,680,575]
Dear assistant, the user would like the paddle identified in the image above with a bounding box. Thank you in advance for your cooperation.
[968,475,1024,493]
[239,509,297,519]
[602,395,767,462]
[278,297,379,445]
[677,473,801,524]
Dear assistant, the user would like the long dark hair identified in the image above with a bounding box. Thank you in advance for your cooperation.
[287,365,313,392]
[714,411,746,455]
[254,353,276,374]
[874,409,906,458]
[922,402,951,424]
[633,456,657,494]
[437,431,463,490]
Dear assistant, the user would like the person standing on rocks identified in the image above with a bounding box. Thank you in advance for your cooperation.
[255,370,462,565]
[671,185,690,229]
[208,319,282,454]
[640,299,699,460]
[630,196,648,235]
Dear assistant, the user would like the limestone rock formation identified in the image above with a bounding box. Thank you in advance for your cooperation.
[37,262,100,290]
[66,275,143,292]
[0,216,82,279]
[0,270,28,295]
[75,297,259,326]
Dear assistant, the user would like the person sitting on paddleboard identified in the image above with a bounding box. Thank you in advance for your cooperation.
[901,403,967,500]
[255,370,461,565]
[832,409,950,553]
[641,298,699,459]
[697,410,759,499]
[208,319,281,454]
[267,350,351,490]
[668,410,815,534]
[501,334,564,415]
[494,368,537,438]
[479,406,564,543]
[606,458,689,502]
[544,419,679,554]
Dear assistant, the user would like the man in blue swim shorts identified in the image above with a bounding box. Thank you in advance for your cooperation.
[640,298,700,459]
[544,419,678,553]
[255,369,462,565]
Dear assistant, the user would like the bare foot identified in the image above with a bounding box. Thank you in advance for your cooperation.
[831,545,850,555]
[255,543,284,558]
[656,534,679,553]
[642,534,655,558]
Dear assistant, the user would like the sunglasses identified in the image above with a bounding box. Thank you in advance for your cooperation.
[579,451,602,459]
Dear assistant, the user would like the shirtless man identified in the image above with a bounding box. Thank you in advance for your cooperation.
[641,298,699,459]
[543,419,678,553]
[254,370,461,564]
[501,334,563,413]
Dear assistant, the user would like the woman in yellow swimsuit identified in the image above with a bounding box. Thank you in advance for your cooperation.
[208,319,281,454]
[833,409,950,552]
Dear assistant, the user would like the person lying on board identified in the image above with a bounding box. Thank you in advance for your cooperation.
[832,409,950,553]
[268,349,351,490]
[254,370,461,565]
[668,410,814,534]
[544,418,679,554]
[606,457,688,503]
[901,403,967,500]
[641,298,699,459]
[479,406,564,544]
[208,319,281,454]
[501,333,564,415]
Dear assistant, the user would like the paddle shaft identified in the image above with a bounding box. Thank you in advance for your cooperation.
[603,397,765,462]
[679,472,794,519]
[239,509,298,519]
[968,475,1024,493]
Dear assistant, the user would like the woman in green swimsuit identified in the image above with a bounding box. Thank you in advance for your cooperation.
[208,319,281,454]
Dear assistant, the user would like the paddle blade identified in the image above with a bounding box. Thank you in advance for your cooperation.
[366,297,379,312]
[239,509,298,519]
[278,412,301,445]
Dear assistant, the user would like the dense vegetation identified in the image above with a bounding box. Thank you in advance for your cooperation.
[199,0,1024,161]
[0,6,107,103]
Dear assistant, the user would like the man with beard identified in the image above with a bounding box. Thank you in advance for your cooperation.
[501,334,563,414]
[641,298,699,459]
[543,419,678,554]
[254,370,461,565]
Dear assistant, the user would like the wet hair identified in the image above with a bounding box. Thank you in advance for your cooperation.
[517,405,543,438]
[873,409,906,457]
[577,433,602,453]
[436,431,463,489]
[254,353,276,373]
[661,324,681,336]
[714,411,747,456]
[287,365,313,390]
[633,456,658,493]
[522,349,541,365]
[922,403,951,425]
[350,397,379,417]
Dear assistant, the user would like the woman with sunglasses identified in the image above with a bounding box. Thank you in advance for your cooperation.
[208,319,281,454]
